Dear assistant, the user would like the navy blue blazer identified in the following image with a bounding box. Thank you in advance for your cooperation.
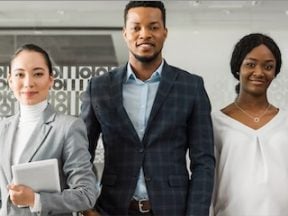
[81,61,215,216]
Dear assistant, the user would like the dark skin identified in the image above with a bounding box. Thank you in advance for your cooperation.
[122,7,167,81]
[222,44,279,130]
[221,102,278,130]
[84,7,168,215]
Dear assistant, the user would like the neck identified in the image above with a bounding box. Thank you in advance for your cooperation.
[20,100,48,122]
[129,56,162,81]
[235,94,269,110]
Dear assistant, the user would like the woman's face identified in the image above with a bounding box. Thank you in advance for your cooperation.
[239,44,276,97]
[8,50,54,105]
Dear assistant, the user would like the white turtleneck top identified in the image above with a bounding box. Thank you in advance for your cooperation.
[11,100,47,214]
[12,100,48,165]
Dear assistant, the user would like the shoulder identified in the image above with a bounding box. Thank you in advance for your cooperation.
[211,110,222,124]
[54,113,84,127]
[44,104,85,131]
[276,108,288,124]
[165,63,203,82]
[279,108,288,115]
[0,114,17,127]
[220,103,236,116]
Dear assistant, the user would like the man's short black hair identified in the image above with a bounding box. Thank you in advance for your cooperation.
[124,1,166,27]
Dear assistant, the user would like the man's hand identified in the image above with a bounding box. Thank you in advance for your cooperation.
[7,184,35,207]
[81,209,102,216]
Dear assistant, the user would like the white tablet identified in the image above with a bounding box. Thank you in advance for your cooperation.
[12,158,61,193]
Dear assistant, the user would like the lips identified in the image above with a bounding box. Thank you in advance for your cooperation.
[22,91,38,97]
[249,79,265,85]
[137,42,154,47]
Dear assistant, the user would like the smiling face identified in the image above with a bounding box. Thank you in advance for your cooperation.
[239,44,276,97]
[123,6,167,64]
[8,50,54,105]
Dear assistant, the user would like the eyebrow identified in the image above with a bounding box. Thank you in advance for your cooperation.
[129,21,161,25]
[33,67,46,71]
[244,57,275,62]
[12,67,46,72]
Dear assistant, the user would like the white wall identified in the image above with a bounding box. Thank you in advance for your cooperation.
[163,26,288,111]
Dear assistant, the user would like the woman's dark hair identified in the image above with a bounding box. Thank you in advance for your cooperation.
[230,33,282,94]
[124,1,166,27]
[10,44,53,76]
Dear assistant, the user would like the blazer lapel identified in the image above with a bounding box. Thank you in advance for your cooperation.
[144,62,179,140]
[18,104,55,163]
[110,65,141,144]
[2,115,19,182]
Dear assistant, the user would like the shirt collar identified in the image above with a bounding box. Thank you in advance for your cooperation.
[125,60,164,83]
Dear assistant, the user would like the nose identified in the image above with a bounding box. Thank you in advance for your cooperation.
[139,27,152,39]
[23,75,34,88]
[252,65,264,77]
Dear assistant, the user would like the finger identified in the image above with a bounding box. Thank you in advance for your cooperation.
[7,184,20,191]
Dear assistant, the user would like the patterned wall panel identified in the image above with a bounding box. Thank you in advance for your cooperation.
[0,34,119,164]
[0,65,113,163]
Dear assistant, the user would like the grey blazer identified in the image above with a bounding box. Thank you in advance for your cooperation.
[0,104,97,216]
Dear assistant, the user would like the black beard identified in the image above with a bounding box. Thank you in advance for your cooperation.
[132,49,162,63]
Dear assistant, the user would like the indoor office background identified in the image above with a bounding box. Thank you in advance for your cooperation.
[1,1,288,174]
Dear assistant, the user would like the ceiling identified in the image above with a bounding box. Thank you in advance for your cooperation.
[0,1,287,29]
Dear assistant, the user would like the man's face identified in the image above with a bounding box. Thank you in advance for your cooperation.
[123,7,167,63]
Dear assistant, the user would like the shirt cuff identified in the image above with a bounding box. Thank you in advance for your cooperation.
[30,192,42,214]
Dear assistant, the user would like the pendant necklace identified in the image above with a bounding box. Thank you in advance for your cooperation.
[234,102,271,123]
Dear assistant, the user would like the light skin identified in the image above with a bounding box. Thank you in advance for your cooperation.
[8,50,54,106]
[123,6,167,81]
[7,50,54,207]
[7,184,35,207]
[81,209,101,216]
[222,44,278,129]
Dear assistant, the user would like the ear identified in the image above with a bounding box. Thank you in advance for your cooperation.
[164,27,168,39]
[7,74,12,88]
[122,26,127,42]
[49,75,54,89]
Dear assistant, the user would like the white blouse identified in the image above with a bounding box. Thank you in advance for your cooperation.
[211,109,288,216]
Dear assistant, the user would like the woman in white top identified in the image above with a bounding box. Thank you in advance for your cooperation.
[0,44,97,215]
[211,33,288,216]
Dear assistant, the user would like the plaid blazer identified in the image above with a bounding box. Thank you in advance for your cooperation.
[81,61,215,216]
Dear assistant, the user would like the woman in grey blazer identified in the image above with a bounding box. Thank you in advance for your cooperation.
[0,44,97,216]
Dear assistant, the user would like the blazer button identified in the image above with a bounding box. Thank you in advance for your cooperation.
[139,148,144,153]
[145,177,151,181]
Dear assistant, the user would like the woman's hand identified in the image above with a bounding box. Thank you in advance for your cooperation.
[7,184,35,207]
[81,209,102,216]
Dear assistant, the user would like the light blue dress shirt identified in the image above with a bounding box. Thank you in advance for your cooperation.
[123,61,163,200]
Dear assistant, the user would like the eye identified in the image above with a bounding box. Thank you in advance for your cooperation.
[264,64,275,71]
[244,62,256,68]
[150,25,159,31]
[34,72,44,77]
[131,26,140,32]
[14,72,24,78]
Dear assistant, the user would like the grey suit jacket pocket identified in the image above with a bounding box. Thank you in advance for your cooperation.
[168,175,189,187]
[101,174,117,186]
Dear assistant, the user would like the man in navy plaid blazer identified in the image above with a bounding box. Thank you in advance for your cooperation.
[81,1,215,216]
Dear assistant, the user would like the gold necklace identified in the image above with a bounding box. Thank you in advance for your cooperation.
[234,102,271,123]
